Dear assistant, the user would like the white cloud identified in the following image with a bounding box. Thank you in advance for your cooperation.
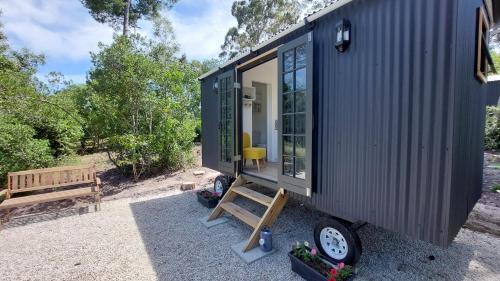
[0,0,115,61]
[0,0,236,66]
[168,0,236,61]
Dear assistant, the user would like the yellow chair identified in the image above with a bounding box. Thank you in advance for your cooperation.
[243,132,266,172]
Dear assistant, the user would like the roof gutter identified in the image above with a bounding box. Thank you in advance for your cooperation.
[198,0,354,80]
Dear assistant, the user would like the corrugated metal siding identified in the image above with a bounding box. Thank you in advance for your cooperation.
[199,0,486,248]
[447,0,486,243]
[487,80,500,106]
[310,0,461,246]
[201,76,219,170]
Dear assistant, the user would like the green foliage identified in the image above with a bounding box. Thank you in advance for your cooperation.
[491,51,500,74]
[0,15,84,186]
[81,0,178,34]
[220,0,302,59]
[87,34,198,180]
[485,106,500,150]
[336,265,353,281]
[219,0,331,60]
[0,116,54,184]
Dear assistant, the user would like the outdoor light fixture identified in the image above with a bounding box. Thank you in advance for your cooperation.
[335,19,351,52]
[213,79,218,93]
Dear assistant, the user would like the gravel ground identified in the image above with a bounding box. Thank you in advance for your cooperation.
[1,188,499,281]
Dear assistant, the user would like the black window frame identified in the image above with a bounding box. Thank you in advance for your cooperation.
[277,32,313,196]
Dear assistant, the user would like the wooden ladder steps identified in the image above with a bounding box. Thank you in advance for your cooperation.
[220,202,260,228]
[207,175,289,252]
[232,186,273,206]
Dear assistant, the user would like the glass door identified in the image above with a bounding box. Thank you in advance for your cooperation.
[218,70,236,174]
[278,32,313,196]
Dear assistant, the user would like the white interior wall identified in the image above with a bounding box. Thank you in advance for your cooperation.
[242,59,278,162]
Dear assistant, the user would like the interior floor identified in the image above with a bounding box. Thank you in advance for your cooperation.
[243,162,278,182]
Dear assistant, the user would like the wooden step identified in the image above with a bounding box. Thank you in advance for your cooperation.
[220,202,260,228]
[233,186,273,206]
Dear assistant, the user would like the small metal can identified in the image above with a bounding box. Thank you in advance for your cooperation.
[259,227,272,252]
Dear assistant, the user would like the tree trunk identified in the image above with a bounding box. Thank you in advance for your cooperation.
[123,0,131,36]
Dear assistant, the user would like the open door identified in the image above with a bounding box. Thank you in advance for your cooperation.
[278,32,313,197]
[218,70,237,175]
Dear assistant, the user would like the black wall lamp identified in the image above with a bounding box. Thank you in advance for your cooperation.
[335,19,351,52]
[213,79,218,93]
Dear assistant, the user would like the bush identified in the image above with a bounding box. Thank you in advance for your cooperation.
[485,106,500,150]
[0,117,54,185]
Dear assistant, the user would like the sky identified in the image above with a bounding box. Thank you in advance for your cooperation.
[0,0,236,84]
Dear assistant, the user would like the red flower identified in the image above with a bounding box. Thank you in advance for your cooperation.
[330,268,337,276]
[328,277,336,281]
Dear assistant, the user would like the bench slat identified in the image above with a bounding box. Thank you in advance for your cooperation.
[8,164,94,176]
[18,175,25,189]
[10,180,95,194]
[0,187,97,209]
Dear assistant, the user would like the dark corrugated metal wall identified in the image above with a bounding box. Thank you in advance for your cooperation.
[487,80,500,105]
[310,0,474,247]
[447,0,486,244]
[200,0,486,247]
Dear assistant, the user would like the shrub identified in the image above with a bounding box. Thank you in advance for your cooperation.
[0,116,54,186]
[485,106,500,150]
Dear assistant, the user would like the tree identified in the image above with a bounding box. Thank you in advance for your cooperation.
[81,0,179,35]
[220,0,302,60]
[219,0,331,60]
[0,14,84,184]
[87,34,198,180]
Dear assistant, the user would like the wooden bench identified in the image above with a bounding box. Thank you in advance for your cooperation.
[0,164,102,226]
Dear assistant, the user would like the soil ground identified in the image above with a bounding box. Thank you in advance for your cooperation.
[2,147,500,237]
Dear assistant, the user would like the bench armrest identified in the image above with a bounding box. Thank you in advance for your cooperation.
[0,189,9,200]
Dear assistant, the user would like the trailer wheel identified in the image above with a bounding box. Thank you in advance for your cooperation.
[314,218,362,265]
[213,175,229,198]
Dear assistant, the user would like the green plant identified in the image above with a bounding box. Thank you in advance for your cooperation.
[292,241,353,281]
[491,185,500,193]
[0,116,54,185]
[485,106,500,150]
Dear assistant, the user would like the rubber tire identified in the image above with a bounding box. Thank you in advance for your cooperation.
[213,175,229,198]
[314,218,362,265]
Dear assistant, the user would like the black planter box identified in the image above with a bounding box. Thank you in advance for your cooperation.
[288,251,329,281]
[288,250,354,281]
[197,192,219,208]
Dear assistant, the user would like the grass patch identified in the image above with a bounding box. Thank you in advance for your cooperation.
[488,163,500,169]
[491,185,500,193]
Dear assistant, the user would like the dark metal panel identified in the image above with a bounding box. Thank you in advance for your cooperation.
[200,74,219,170]
[447,0,487,244]
[487,80,500,106]
[310,0,461,247]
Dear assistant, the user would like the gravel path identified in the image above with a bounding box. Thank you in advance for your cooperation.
[1,188,499,281]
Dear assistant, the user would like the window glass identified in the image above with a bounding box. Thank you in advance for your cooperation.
[284,50,295,71]
[295,157,306,179]
[283,72,294,93]
[295,68,306,91]
[283,136,293,156]
[295,91,306,112]
[283,115,293,134]
[295,113,306,134]
[281,43,308,180]
[295,136,306,157]
[296,45,306,68]
[283,156,294,176]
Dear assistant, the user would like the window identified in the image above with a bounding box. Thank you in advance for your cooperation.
[476,7,493,83]
[219,74,233,164]
[281,44,307,180]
